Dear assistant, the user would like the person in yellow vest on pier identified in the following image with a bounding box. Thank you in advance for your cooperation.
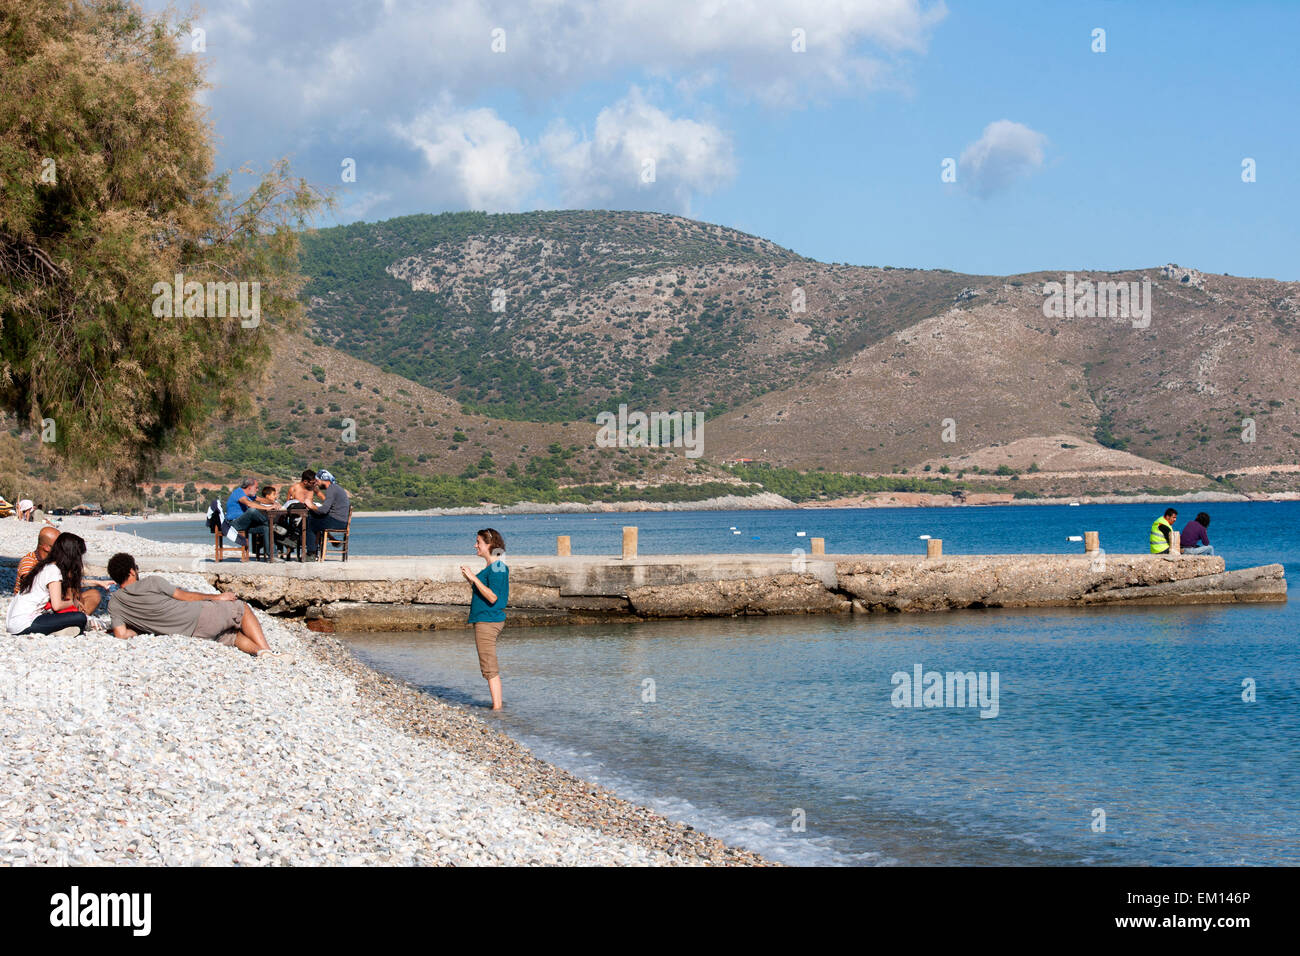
[1149,508,1178,554]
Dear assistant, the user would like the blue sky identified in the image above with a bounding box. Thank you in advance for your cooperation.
[148,0,1299,279]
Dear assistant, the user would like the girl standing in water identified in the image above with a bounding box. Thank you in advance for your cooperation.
[460,528,509,710]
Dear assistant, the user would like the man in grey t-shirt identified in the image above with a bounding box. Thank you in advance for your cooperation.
[106,553,272,656]
[304,469,350,557]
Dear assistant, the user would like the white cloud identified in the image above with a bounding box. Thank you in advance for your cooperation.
[246,0,948,108]
[959,120,1048,198]
[135,0,947,219]
[541,89,735,214]
[147,0,947,124]
[392,102,539,212]
[335,189,396,223]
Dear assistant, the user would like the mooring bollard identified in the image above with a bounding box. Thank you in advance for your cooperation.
[1084,531,1100,553]
[557,535,571,556]
[1169,529,1181,556]
[811,537,825,555]
[622,526,638,560]
[927,538,943,558]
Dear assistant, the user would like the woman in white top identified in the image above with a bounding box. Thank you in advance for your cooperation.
[6,533,89,636]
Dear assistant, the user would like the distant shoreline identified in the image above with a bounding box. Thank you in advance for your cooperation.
[98,488,1300,524]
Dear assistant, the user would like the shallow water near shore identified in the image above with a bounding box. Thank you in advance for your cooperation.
[344,602,1300,866]
[331,501,1300,867]
[150,501,1300,864]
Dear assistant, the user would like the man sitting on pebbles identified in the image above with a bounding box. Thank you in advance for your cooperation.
[105,553,274,657]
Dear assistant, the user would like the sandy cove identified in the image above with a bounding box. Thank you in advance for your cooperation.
[0,517,768,866]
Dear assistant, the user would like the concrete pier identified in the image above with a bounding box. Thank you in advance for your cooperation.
[111,550,1289,631]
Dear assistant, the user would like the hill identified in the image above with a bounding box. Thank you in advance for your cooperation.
[707,266,1300,491]
[293,211,1297,495]
[299,211,978,420]
[6,211,1298,509]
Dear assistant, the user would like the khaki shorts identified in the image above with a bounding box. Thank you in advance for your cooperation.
[193,600,245,646]
[473,621,505,679]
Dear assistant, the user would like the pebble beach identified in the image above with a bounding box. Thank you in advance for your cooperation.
[0,516,767,866]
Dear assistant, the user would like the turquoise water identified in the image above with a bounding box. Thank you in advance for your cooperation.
[144,499,1291,562]
[346,606,1298,866]
[149,501,1300,864]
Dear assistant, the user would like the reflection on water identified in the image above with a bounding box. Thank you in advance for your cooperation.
[344,603,1300,866]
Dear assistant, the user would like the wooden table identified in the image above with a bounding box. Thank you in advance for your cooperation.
[259,505,310,562]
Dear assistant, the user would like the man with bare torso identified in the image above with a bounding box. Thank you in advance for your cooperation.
[286,470,319,505]
[276,470,320,558]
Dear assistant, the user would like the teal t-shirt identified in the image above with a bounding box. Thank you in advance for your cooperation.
[468,562,508,622]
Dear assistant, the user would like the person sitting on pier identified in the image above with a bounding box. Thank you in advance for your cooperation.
[303,469,349,558]
[275,471,318,560]
[287,470,319,506]
[226,478,275,559]
[257,484,293,555]
[1149,508,1178,554]
[104,553,273,656]
[1180,512,1215,556]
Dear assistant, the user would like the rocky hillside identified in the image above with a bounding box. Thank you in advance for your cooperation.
[292,211,1298,494]
[210,331,728,492]
[300,211,978,420]
[708,266,1300,489]
[7,212,1297,509]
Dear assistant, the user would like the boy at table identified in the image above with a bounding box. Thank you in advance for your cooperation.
[258,485,298,557]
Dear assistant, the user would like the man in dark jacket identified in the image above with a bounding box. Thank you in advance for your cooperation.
[304,469,350,557]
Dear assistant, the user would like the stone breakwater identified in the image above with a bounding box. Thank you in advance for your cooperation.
[0,567,768,866]
[164,552,1286,630]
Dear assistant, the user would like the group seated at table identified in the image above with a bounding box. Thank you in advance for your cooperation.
[207,469,349,561]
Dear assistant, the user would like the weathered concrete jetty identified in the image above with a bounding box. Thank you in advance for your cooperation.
[117,547,1287,632]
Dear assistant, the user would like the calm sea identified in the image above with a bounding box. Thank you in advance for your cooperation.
[146,502,1300,865]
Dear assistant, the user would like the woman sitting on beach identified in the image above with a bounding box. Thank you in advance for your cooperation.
[460,528,509,710]
[6,532,92,636]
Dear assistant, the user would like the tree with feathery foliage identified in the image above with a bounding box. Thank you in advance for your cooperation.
[0,0,327,486]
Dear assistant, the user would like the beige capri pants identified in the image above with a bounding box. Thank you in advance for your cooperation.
[473,621,505,679]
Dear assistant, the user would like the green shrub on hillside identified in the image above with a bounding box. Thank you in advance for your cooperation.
[727,464,974,502]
